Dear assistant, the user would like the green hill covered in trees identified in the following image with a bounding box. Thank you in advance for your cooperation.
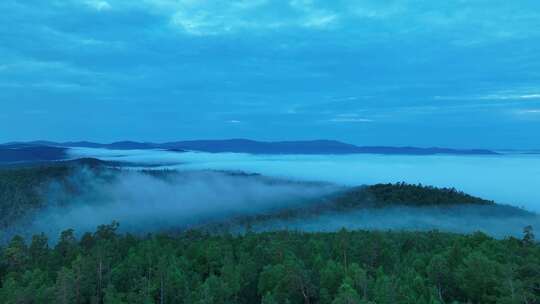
[0,160,522,231]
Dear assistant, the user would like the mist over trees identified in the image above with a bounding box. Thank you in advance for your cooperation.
[1,161,539,303]
[1,161,538,241]
[1,161,535,241]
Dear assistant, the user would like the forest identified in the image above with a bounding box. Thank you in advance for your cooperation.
[0,224,538,304]
[0,161,539,303]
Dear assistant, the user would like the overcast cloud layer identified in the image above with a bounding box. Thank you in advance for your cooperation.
[2,1,540,148]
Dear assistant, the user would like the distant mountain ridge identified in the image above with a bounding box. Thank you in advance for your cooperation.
[2,139,499,156]
[0,146,67,164]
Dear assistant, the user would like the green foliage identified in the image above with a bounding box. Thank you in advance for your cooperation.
[334,182,495,209]
[332,279,361,304]
[0,162,117,230]
[0,165,71,228]
[0,227,538,304]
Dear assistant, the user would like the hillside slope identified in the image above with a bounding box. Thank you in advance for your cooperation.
[0,161,529,233]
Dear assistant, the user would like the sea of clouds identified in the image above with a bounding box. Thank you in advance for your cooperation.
[3,147,539,241]
[70,148,540,212]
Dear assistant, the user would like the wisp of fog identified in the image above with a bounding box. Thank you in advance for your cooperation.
[246,205,540,239]
[6,168,339,241]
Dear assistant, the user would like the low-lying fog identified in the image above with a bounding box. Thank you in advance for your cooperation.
[5,170,339,241]
[70,148,540,212]
[4,156,539,241]
[247,206,540,239]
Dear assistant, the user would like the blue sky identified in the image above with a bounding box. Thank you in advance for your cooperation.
[1,0,540,148]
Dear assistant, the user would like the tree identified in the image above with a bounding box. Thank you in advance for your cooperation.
[522,225,535,246]
[194,275,229,304]
[4,235,28,273]
[320,260,346,298]
[0,269,54,303]
[284,255,316,304]
[332,280,362,304]
[427,254,451,302]
[261,292,279,304]
[373,269,397,304]
[348,263,369,300]
[55,267,76,304]
[103,284,127,304]
[457,251,501,303]
[55,229,78,266]
[29,233,49,269]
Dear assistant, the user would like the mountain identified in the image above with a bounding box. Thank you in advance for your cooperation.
[1,139,499,155]
[160,139,362,154]
[0,146,67,164]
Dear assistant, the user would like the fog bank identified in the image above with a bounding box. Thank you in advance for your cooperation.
[3,163,538,242]
[8,169,339,241]
[247,205,540,239]
[69,148,540,212]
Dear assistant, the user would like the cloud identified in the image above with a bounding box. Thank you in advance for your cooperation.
[480,93,540,101]
[516,109,540,114]
[520,94,540,99]
[327,118,373,123]
[326,113,373,123]
[302,13,338,29]
[435,89,540,102]
[165,0,341,35]
[163,1,289,35]
[85,0,112,11]
[1,0,540,146]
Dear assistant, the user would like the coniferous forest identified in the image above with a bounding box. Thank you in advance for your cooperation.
[0,224,539,304]
[0,162,539,303]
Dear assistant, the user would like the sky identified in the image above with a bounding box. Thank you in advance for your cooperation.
[1,0,540,148]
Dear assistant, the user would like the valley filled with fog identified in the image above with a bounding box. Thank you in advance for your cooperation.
[69,147,540,212]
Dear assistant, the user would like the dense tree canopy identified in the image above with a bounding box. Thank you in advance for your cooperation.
[0,225,538,304]
[0,160,116,229]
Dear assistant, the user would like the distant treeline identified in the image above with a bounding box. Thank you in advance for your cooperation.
[0,224,538,303]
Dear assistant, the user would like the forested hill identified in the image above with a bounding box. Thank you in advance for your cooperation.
[0,225,538,303]
[0,160,528,232]
[219,183,527,231]
[335,183,495,209]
